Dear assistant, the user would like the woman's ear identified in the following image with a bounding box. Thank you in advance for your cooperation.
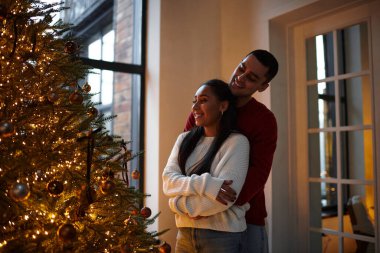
[220,101,229,113]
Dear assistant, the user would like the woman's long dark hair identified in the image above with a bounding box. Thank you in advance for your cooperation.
[178,79,237,176]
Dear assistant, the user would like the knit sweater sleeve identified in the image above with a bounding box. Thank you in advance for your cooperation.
[162,133,225,199]
[169,134,250,217]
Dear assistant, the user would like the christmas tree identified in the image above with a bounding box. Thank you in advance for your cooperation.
[0,0,169,252]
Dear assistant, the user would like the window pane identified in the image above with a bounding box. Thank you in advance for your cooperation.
[88,69,101,103]
[310,231,339,253]
[102,30,115,62]
[341,130,373,180]
[308,81,336,128]
[309,132,337,178]
[310,182,338,229]
[339,76,372,127]
[306,32,335,80]
[343,184,375,236]
[88,38,102,60]
[114,0,142,64]
[101,70,114,105]
[343,237,374,253]
[337,23,369,74]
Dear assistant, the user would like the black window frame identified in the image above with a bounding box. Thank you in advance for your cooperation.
[65,0,147,190]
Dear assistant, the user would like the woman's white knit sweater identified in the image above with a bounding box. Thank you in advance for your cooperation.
[162,132,250,232]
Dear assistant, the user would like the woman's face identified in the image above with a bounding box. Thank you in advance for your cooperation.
[192,85,226,136]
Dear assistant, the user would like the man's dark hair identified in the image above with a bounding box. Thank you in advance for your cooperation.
[178,79,237,176]
[247,49,279,83]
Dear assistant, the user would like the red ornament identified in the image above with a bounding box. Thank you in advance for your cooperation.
[158,242,171,253]
[47,180,64,197]
[130,209,138,216]
[140,206,152,218]
[131,169,140,180]
[64,41,78,54]
[69,92,83,105]
[82,83,91,93]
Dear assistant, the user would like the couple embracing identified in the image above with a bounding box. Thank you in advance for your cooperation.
[163,50,278,253]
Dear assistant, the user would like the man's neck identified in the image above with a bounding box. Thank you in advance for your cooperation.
[236,96,252,108]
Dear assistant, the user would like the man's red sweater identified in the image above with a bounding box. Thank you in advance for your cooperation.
[184,97,277,226]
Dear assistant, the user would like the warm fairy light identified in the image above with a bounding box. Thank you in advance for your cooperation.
[0,240,7,248]
[25,215,29,220]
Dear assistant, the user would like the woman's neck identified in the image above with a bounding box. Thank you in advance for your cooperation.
[203,126,218,137]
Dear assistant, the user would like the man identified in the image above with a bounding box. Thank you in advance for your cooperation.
[184,49,278,253]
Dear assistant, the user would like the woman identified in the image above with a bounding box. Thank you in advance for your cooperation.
[162,79,250,253]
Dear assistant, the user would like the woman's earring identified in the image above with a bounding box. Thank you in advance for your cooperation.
[221,110,224,117]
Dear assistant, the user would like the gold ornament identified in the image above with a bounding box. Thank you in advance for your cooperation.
[57,223,77,242]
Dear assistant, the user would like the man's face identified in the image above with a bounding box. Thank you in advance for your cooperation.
[229,55,269,98]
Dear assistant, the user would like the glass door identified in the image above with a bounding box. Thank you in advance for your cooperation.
[305,22,376,252]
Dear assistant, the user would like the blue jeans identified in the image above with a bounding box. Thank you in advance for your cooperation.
[245,224,268,253]
[175,227,247,253]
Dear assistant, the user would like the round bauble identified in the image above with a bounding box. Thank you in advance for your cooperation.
[158,242,171,253]
[87,107,98,117]
[9,182,30,202]
[47,180,64,197]
[57,223,77,242]
[120,243,133,253]
[82,83,91,93]
[64,41,78,54]
[69,92,83,105]
[131,169,140,180]
[0,121,15,138]
[140,206,152,219]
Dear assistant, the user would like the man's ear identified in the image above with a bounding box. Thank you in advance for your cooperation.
[258,82,269,92]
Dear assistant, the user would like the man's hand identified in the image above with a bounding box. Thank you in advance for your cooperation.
[216,180,236,205]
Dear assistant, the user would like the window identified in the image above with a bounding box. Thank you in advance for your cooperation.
[61,0,146,189]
